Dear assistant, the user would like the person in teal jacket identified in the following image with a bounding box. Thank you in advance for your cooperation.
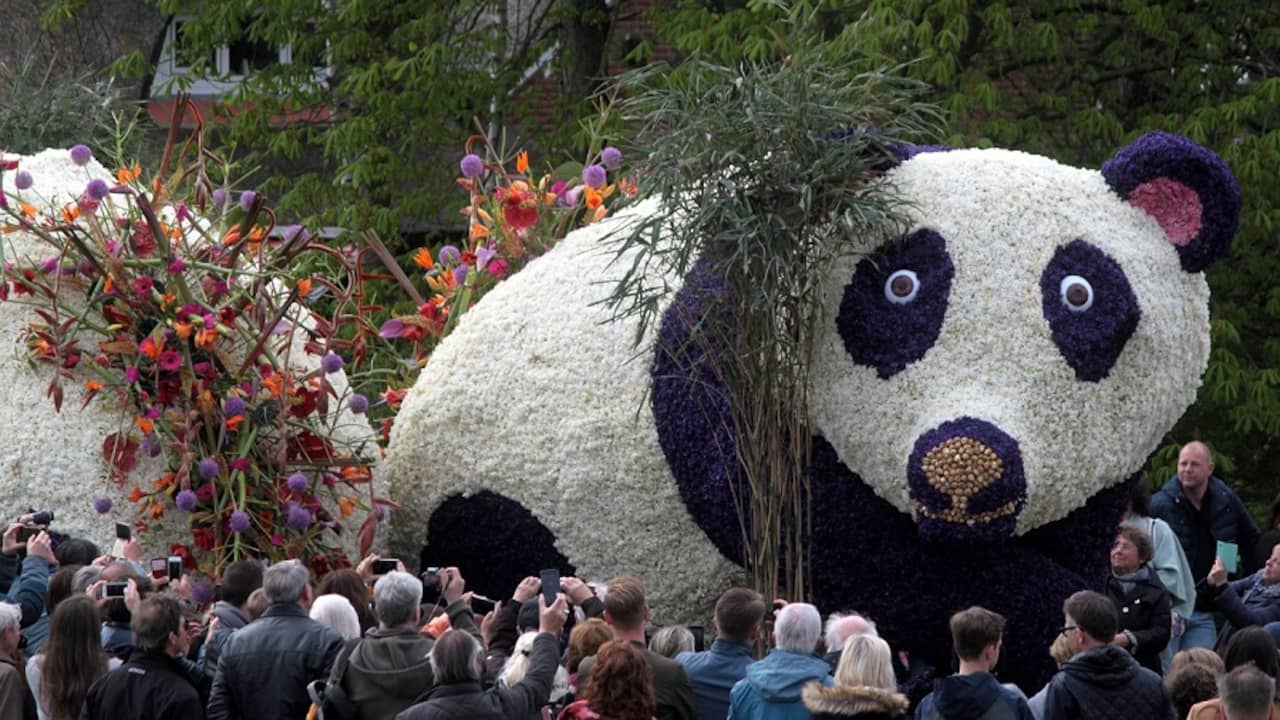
[728,603,832,720]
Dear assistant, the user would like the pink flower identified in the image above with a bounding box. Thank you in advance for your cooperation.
[487,258,509,278]
[124,366,139,383]
[168,258,186,274]
[158,350,182,372]
[132,276,154,296]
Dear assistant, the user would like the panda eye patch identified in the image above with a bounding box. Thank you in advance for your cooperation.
[1059,275,1094,312]
[1040,239,1141,382]
[838,228,954,379]
[885,270,919,303]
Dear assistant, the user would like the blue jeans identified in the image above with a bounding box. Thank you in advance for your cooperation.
[1168,610,1218,654]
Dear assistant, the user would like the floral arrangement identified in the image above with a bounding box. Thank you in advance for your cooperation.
[375,137,633,355]
[381,133,1239,692]
[0,107,383,575]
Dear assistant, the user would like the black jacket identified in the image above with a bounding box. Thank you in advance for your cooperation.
[395,632,559,720]
[803,683,909,720]
[207,602,343,720]
[1041,646,1174,720]
[80,649,204,720]
[578,641,695,720]
[1104,568,1172,675]
[913,672,1033,720]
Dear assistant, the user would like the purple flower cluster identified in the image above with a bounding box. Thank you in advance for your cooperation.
[176,490,197,512]
[460,154,484,178]
[229,510,251,533]
[321,351,344,374]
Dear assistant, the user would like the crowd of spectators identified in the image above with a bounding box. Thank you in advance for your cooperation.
[0,439,1276,719]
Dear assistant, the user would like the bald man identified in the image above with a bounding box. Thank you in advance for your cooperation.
[1150,441,1259,652]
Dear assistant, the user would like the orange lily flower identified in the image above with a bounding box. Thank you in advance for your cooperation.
[412,248,434,270]
[225,415,245,431]
[515,150,529,174]
[85,380,105,391]
[136,416,154,435]
[337,496,357,518]
[297,278,313,296]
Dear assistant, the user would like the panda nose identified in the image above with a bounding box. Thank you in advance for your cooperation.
[908,417,1027,543]
[922,437,1004,504]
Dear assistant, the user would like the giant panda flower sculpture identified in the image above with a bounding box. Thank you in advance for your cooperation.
[383,131,1239,690]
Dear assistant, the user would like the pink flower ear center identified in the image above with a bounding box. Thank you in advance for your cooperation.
[1128,177,1202,246]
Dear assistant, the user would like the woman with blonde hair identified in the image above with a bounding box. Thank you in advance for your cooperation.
[802,634,908,719]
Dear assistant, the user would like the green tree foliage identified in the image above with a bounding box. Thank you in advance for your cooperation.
[79,0,621,241]
[652,0,1280,506]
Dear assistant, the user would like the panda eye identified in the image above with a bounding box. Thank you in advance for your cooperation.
[884,270,919,304]
[1059,275,1093,312]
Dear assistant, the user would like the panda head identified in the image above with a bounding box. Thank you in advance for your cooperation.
[811,132,1240,543]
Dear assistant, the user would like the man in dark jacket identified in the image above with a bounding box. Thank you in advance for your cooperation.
[1150,441,1260,652]
[578,576,696,720]
[337,568,481,719]
[1042,591,1175,720]
[207,559,342,720]
[81,595,204,720]
[677,587,765,720]
[395,593,569,719]
[198,559,263,696]
[915,607,1032,720]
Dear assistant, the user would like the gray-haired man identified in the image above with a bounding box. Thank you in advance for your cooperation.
[338,568,481,719]
[207,559,342,720]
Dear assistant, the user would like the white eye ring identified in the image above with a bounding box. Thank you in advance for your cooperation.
[884,270,919,304]
[1060,275,1094,312]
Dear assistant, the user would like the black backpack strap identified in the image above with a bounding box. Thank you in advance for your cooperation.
[316,638,363,720]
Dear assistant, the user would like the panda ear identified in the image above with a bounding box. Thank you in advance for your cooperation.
[1101,131,1241,273]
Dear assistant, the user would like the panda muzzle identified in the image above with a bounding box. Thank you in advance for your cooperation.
[907,417,1027,543]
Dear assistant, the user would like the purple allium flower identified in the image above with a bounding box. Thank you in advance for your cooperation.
[238,190,257,213]
[601,146,622,169]
[190,580,214,606]
[14,171,32,190]
[460,154,484,178]
[92,497,112,514]
[453,266,468,285]
[229,510,251,533]
[141,433,163,458]
[176,490,197,512]
[224,396,246,417]
[281,224,310,245]
[583,164,607,189]
[86,179,109,201]
[287,472,308,493]
[286,504,312,531]
[438,245,461,265]
[197,457,219,480]
[348,393,369,414]
[211,188,228,207]
[321,351,344,374]
[69,145,93,166]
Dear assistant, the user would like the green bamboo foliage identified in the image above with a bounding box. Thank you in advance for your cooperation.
[601,4,941,605]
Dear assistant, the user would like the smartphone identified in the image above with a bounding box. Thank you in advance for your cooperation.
[115,523,131,541]
[150,558,168,580]
[372,558,398,575]
[470,594,497,613]
[167,556,183,581]
[1217,540,1240,574]
[101,582,128,599]
[689,623,705,652]
[16,526,39,543]
[539,568,560,607]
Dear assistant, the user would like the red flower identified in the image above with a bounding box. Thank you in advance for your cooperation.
[195,483,214,502]
[168,543,198,571]
[192,527,215,552]
[132,276,154,297]
[502,181,539,229]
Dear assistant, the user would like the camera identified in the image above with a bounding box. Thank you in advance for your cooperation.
[372,558,398,575]
[28,510,53,526]
[16,526,41,544]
